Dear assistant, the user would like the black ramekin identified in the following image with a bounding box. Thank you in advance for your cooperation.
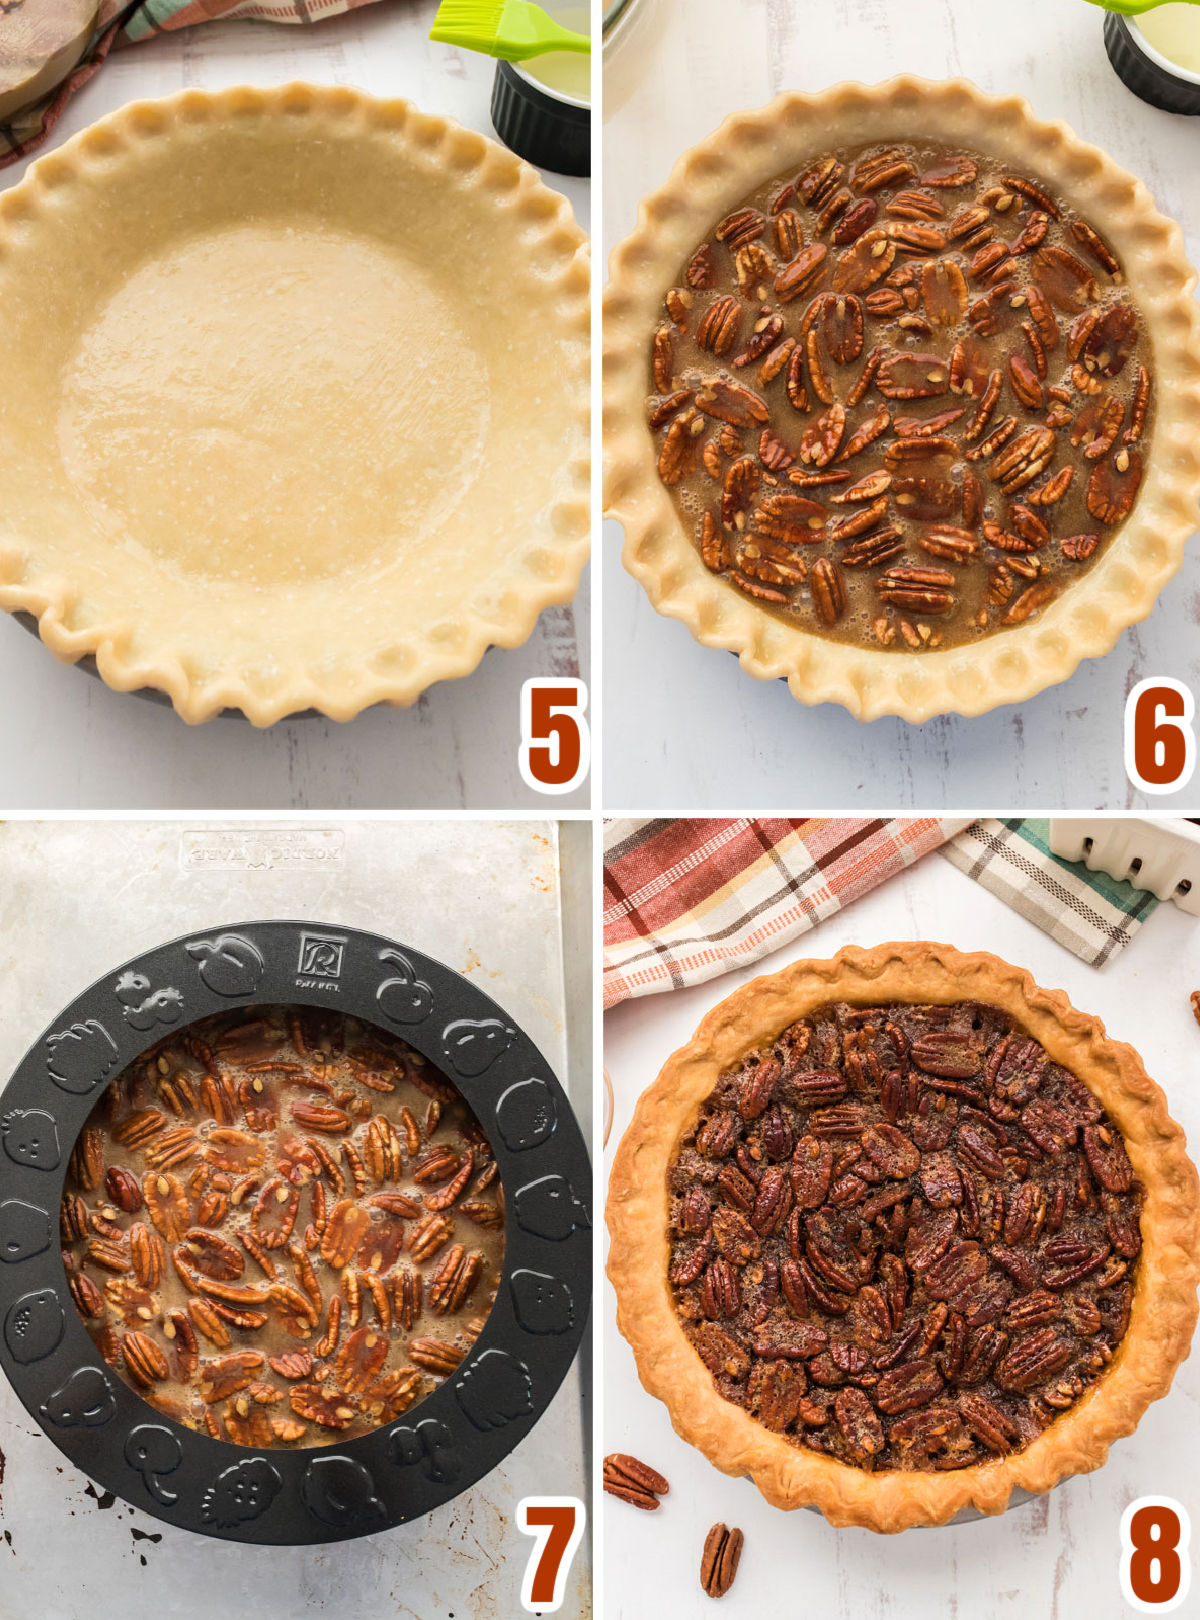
[1104,11,1200,115]
[0,920,591,1544]
[491,59,590,176]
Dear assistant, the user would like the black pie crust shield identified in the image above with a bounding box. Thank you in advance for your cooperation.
[0,920,592,1545]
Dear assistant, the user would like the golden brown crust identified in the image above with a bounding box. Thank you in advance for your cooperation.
[606,942,1200,1532]
[603,77,1200,722]
[0,84,590,726]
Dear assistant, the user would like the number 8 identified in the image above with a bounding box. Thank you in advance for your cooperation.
[1120,1497,1191,1612]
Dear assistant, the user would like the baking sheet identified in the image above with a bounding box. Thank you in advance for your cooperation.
[0,817,591,1620]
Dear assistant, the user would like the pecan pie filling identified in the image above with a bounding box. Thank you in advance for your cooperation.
[666,1000,1142,1472]
[60,1008,505,1448]
[649,141,1154,651]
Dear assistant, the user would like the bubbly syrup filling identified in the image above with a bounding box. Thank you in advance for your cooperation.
[60,1007,505,1448]
[648,141,1154,653]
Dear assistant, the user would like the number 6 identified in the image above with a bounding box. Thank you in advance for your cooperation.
[1125,678,1195,795]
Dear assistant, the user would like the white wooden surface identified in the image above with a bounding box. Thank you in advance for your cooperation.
[0,818,592,1620]
[0,2,590,810]
[601,0,1200,812]
[602,843,1200,1619]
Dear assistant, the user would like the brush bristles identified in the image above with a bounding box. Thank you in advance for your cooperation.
[430,0,507,37]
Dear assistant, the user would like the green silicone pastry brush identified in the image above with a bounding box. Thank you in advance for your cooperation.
[1081,0,1200,14]
[429,0,590,60]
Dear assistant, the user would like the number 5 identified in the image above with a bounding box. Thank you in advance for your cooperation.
[517,1495,586,1613]
[518,679,590,795]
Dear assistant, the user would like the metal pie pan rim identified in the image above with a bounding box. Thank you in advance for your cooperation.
[9,614,501,723]
[799,1483,1039,1526]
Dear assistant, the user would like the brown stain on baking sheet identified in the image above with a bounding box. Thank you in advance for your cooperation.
[131,1526,162,1567]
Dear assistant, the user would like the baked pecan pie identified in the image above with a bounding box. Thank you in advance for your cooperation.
[670,1000,1140,1471]
[605,79,1200,721]
[60,1007,504,1447]
[607,944,1200,1530]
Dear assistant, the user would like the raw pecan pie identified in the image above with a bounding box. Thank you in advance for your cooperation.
[604,79,1200,721]
[606,944,1200,1531]
[649,139,1153,651]
[60,1007,504,1447]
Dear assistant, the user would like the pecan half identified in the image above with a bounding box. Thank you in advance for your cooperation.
[603,1453,670,1510]
[700,1524,744,1599]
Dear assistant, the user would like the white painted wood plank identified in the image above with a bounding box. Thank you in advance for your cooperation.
[602,0,1200,811]
[0,3,590,809]
[603,847,1200,1618]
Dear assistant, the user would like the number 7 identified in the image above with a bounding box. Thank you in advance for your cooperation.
[517,1495,586,1613]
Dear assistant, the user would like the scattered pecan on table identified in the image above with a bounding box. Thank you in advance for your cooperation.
[700,1522,744,1599]
[602,1452,670,1510]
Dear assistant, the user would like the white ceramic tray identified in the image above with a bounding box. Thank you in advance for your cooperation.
[1049,817,1200,916]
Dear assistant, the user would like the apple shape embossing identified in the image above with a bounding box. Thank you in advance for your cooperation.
[186,934,265,997]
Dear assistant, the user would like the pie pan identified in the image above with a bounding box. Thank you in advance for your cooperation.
[0,84,591,726]
[604,77,1200,722]
[606,941,1200,1532]
[0,919,591,1543]
[8,609,508,722]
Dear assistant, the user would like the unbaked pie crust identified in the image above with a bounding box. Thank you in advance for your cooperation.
[606,942,1200,1532]
[0,84,590,724]
[604,77,1200,722]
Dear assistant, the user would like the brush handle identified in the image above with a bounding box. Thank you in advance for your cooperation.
[1082,0,1200,14]
[504,20,590,60]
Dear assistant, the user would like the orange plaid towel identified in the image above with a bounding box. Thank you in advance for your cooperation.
[603,817,967,1009]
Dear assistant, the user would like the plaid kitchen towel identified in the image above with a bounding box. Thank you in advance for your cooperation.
[0,0,386,169]
[941,818,1160,968]
[602,817,968,1010]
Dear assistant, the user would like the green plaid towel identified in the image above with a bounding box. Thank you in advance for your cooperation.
[941,818,1160,967]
